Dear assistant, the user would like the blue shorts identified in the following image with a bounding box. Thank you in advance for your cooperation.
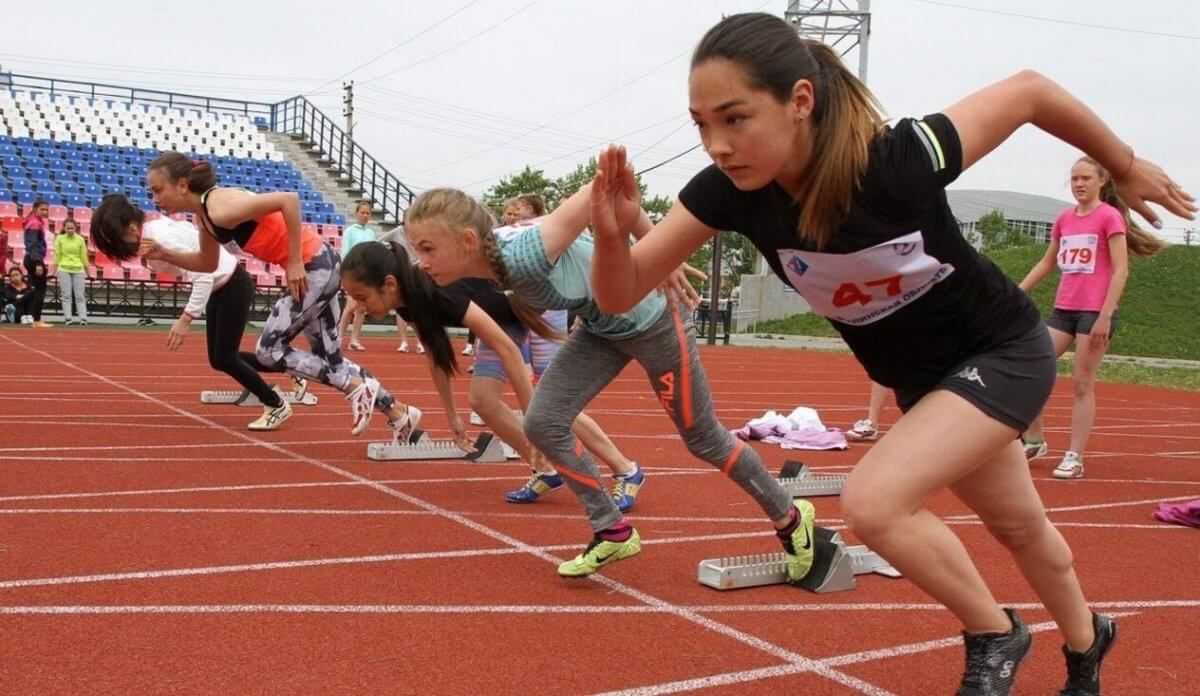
[473,324,533,383]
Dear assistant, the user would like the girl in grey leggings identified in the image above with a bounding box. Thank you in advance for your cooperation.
[403,187,817,580]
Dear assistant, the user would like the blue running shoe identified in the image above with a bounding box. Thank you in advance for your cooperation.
[611,463,645,513]
[505,471,564,504]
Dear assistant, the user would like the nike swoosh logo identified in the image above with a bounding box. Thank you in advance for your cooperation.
[596,550,618,563]
[798,525,812,551]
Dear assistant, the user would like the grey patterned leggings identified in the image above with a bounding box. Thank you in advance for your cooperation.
[254,244,396,413]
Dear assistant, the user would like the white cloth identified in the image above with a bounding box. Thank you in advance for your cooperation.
[143,218,238,318]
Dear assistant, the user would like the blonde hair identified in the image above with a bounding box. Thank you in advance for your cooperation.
[407,188,565,341]
[1077,156,1165,258]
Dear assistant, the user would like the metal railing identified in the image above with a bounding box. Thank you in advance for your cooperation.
[0,72,273,120]
[271,96,415,225]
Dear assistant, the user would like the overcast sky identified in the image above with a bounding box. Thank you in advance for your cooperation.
[3,1,1196,240]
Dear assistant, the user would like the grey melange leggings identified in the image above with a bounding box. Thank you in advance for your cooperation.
[523,301,793,532]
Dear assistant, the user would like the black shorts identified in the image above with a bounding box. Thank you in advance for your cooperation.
[1047,308,1118,338]
[894,323,1056,432]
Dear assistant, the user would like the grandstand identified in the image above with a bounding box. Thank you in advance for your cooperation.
[0,72,415,319]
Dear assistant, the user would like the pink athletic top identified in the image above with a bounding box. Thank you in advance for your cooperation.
[1050,202,1126,312]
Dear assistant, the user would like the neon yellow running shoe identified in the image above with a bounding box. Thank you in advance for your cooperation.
[781,499,816,583]
[556,529,642,578]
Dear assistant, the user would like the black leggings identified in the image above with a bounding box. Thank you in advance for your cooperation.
[23,257,47,321]
[206,266,283,408]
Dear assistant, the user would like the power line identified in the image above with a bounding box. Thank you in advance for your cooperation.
[358,0,542,85]
[304,0,485,96]
[914,1,1200,40]
[636,144,704,176]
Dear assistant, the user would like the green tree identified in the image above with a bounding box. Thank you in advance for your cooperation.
[976,209,1009,250]
[483,166,556,218]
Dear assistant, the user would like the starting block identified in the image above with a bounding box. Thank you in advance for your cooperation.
[697,526,900,593]
[200,389,318,407]
[366,430,508,462]
[777,460,846,498]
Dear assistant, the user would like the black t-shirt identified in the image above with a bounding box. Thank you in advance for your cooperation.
[397,278,519,328]
[678,113,1040,390]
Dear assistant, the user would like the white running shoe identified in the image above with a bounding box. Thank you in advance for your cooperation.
[845,419,878,442]
[417,343,425,354]
[1023,439,1049,461]
[1052,451,1085,480]
[397,340,409,353]
[291,376,308,401]
[248,390,293,431]
[389,405,423,445]
[461,343,475,356]
[348,339,366,351]
[469,411,484,426]
[346,377,381,435]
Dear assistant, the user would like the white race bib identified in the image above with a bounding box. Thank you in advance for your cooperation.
[776,231,955,326]
[1057,234,1099,274]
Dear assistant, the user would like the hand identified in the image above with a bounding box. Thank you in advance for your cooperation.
[658,263,707,310]
[286,261,308,302]
[167,316,191,350]
[1089,316,1111,351]
[590,145,644,242]
[34,264,45,277]
[1113,156,1197,228]
[448,413,475,453]
[138,238,165,260]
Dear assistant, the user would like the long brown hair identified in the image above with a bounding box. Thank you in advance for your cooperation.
[406,188,564,342]
[1077,156,1165,257]
[692,13,886,247]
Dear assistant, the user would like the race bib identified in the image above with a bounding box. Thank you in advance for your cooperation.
[776,231,955,326]
[1057,234,1098,274]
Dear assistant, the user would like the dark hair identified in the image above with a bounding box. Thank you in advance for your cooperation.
[516,193,547,217]
[354,199,373,214]
[32,197,48,209]
[692,13,885,246]
[60,217,78,232]
[341,240,459,375]
[91,193,145,260]
[148,151,217,193]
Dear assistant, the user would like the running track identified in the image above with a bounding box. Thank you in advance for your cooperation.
[0,328,1196,694]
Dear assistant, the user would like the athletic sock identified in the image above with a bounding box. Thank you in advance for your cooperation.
[599,519,633,542]
[775,506,800,541]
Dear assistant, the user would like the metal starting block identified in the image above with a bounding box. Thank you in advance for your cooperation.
[697,526,900,593]
[366,430,508,462]
[200,389,318,407]
[777,460,846,498]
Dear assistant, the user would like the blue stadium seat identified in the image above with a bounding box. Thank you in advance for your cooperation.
[12,178,33,192]
[17,190,38,205]
[67,194,87,208]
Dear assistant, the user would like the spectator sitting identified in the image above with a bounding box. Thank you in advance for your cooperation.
[4,267,34,324]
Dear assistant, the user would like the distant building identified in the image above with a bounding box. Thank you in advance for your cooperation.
[947,189,1071,244]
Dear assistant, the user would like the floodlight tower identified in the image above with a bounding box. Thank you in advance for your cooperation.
[784,0,872,82]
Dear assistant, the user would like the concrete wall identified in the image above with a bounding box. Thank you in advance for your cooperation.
[737,272,811,324]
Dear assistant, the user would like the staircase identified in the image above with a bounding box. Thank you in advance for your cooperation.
[263,131,399,234]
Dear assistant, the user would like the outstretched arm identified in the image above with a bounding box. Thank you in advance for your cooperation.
[590,146,715,313]
[945,70,1195,226]
[1018,237,1060,293]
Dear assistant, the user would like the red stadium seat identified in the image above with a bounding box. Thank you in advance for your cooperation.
[72,207,94,223]
[0,202,18,218]
[48,205,68,223]
[101,265,125,281]
[156,273,179,286]
[128,266,152,282]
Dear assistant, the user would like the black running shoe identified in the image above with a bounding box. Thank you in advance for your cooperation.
[956,608,1032,696]
[1059,613,1117,696]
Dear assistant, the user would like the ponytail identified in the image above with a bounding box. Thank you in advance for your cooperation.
[1078,156,1165,258]
[340,240,459,375]
[148,151,218,194]
[692,13,885,247]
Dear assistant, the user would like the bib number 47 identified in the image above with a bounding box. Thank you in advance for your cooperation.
[831,275,902,308]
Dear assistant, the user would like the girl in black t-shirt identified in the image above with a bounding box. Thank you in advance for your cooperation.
[588,12,1194,694]
[340,241,644,512]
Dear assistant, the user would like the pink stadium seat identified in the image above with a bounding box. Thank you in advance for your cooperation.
[0,202,18,218]
[301,223,318,237]
[320,224,341,238]
[143,211,162,221]
[48,205,68,223]
[128,266,152,282]
[6,233,22,250]
[72,207,94,223]
[11,248,24,264]
[254,271,275,287]
[101,265,125,281]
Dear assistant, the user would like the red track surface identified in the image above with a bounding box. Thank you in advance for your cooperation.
[1,328,1197,695]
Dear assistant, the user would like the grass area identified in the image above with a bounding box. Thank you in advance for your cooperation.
[1058,358,1200,391]
[745,244,1200,361]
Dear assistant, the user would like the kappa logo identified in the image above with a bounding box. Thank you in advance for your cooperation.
[786,254,809,277]
[954,366,986,388]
